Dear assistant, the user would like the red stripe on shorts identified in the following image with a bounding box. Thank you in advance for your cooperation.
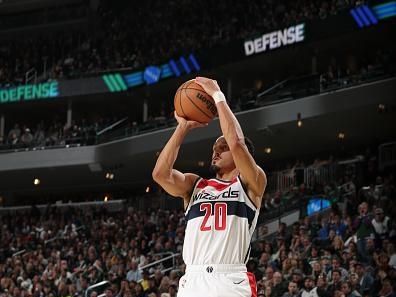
[246,272,257,297]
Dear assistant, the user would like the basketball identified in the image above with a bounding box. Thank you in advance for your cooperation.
[174,80,217,123]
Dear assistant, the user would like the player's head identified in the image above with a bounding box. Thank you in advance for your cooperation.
[209,136,255,174]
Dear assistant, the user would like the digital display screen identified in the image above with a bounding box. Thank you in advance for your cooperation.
[307,198,331,216]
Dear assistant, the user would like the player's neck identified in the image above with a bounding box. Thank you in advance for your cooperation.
[216,168,239,181]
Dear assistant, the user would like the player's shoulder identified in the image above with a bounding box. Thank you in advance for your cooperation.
[184,173,203,190]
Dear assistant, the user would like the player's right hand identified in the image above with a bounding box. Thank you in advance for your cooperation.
[174,111,207,130]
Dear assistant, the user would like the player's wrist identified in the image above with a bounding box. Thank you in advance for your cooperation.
[212,91,226,104]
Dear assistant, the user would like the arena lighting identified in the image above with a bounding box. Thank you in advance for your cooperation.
[104,195,109,202]
[198,161,205,167]
[105,173,114,180]
[145,186,150,193]
[378,103,386,113]
[264,147,272,154]
[297,113,302,127]
[338,132,345,139]
[33,178,40,185]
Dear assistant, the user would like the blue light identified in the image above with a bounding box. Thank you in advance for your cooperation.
[169,59,181,77]
[160,64,173,78]
[356,6,370,26]
[179,57,191,74]
[144,66,161,85]
[188,54,201,71]
[124,72,144,87]
[362,5,378,24]
[373,1,396,19]
[350,9,364,27]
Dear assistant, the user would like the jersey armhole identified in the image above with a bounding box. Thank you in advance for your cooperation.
[184,176,202,212]
[237,175,258,210]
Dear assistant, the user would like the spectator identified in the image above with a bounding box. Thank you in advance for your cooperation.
[327,257,349,281]
[341,281,362,297]
[300,276,317,297]
[354,202,375,263]
[281,281,300,297]
[328,269,343,296]
[126,261,142,282]
[271,271,287,297]
[377,278,396,297]
[354,262,373,296]
[372,207,391,244]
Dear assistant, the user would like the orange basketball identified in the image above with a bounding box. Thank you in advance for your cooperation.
[174,80,217,123]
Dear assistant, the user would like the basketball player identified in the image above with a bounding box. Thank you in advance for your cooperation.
[152,77,267,297]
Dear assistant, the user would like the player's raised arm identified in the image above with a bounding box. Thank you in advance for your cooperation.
[152,112,205,206]
[195,77,267,207]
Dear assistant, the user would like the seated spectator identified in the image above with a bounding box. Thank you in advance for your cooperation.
[271,271,288,297]
[300,276,316,297]
[328,269,343,296]
[354,262,373,296]
[281,281,300,297]
[340,281,362,297]
[377,277,396,297]
[372,207,391,245]
[126,260,142,282]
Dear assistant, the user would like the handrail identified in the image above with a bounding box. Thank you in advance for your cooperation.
[44,225,84,245]
[96,117,128,136]
[84,281,109,297]
[257,79,288,97]
[12,249,26,257]
[0,199,125,214]
[139,253,180,271]
[379,141,396,170]
[25,67,37,84]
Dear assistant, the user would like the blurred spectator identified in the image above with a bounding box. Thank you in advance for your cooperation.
[281,281,300,297]
[354,202,375,263]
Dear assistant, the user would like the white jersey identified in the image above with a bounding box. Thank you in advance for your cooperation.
[183,176,260,265]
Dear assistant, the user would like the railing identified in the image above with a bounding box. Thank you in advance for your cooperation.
[96,117,129,136]
[379,142,396,170]
[303,164,337,189]
[267,168,296,192]
[25,68,37,84]
[85,281,109,297]
[267,163,337,193]
[0,199,125,214]
[138,252,181,281]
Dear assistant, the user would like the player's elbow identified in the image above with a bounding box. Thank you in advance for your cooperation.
[152,167,165,183]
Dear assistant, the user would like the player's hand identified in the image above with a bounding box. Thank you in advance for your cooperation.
[195,77,221,97]
[174,111,207,130]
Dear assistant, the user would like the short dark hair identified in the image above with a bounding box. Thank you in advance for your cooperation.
[215,136,255,156]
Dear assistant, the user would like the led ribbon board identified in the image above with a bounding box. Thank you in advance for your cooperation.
[0,81,59,104]
[102,54,201,92]
[350,2,396,28]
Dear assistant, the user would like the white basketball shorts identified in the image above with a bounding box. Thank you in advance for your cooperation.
[177,264,257,297]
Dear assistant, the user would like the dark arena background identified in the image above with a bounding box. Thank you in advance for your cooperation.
[0,0,395,296]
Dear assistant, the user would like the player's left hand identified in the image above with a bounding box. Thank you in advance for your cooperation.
[174,111,207,130]
[195,77,221,97]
